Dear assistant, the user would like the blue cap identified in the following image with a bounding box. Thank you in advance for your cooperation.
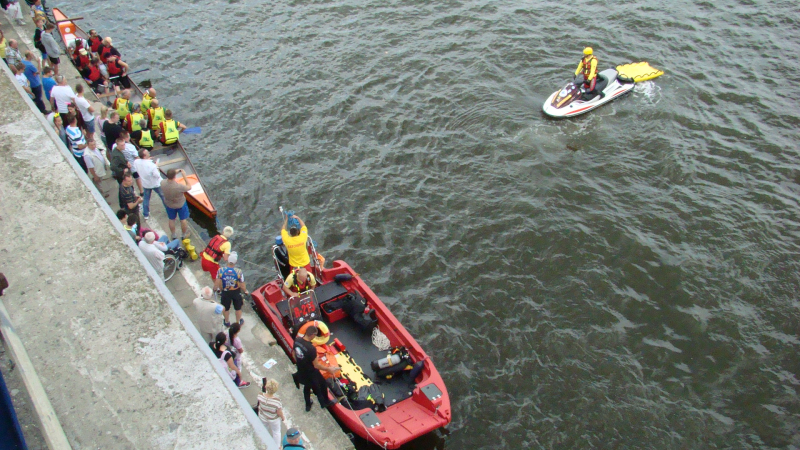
[214,305,223,314]
[275,236,283,246]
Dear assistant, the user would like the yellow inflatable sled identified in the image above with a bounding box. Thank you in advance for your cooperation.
[615,62,664,82]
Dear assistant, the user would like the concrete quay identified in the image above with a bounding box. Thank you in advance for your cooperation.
[0,12,353,450]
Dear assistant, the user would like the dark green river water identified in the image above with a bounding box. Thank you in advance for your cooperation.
[63,0,800,447]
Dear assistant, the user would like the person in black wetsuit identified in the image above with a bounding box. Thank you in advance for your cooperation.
[291,326,338,411]
[273,235,291,280]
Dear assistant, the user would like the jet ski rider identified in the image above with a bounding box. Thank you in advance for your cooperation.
[574,47,602,99]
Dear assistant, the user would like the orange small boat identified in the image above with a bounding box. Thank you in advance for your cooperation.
[52,8,217,219]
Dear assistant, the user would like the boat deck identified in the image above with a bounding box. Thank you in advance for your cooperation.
[328,318,416,408]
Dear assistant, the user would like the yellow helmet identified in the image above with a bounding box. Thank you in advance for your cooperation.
[583,47,593,55]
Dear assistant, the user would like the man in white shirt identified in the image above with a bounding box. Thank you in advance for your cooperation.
[139,232,165,280]
[50,75,76,114]
[132,148,165,220]
[82,140,113,198]
[74,84,96,140]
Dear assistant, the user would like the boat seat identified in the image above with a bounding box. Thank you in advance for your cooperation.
[276,300,290,319]
[156,154,187,167]
[314,282,349,305]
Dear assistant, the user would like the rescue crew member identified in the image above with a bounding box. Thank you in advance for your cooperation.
[273,236,291,280]
[113,89,132,120]
[282,267,317,298]
[147,98,165,133]
[87,29,103,54]
[159,109,186,145]
[574,47,600,97]
[124,103,144,132]
[291,326,338,411]
[130,119,154,150]
[202,226,234,281]
[213,251,248,327]
[140,88,156,111]
[280,213,311,270]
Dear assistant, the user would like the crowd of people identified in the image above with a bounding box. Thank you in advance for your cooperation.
[3,9,190,218]
[3,7,319,447]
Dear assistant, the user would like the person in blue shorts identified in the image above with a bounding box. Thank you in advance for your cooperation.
[160,168,191,239]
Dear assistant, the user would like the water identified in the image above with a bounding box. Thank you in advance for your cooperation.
[62,0,800,448]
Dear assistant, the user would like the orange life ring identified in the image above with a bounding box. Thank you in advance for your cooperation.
[297,320,330,346]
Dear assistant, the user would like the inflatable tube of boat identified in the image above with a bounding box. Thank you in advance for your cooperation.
[334,273,353,283]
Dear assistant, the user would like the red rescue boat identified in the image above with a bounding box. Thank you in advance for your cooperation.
[252,242,451,449]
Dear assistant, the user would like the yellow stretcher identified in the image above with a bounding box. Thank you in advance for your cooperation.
[335,351,372,389]
[616,62,665,82]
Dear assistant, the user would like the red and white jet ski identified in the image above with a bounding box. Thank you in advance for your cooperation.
[543,68,635,118]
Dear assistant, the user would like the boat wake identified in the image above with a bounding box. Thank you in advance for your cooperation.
[634,81,662,105]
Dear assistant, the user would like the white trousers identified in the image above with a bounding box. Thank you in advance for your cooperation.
[262,418,281,448]
[6,3,23,20]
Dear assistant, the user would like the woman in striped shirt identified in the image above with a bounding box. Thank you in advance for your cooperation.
[257,378,285,447]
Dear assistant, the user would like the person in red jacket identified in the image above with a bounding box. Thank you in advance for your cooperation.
[201,226,234,280]
[87,29,103,54]
[106,55,130,88]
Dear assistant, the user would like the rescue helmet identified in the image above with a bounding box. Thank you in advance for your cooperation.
[275,235,283,246]
[583,47,593,55]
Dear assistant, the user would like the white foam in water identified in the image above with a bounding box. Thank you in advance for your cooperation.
[634,81,662,105]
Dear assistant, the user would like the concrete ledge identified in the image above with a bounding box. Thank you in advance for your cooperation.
[0,45,277,450]
[0,299,71,450]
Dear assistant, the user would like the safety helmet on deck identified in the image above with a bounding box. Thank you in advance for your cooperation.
[583,47,593,55]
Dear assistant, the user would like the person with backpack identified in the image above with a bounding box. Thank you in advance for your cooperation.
[209,332,249,389]
[225,323,244,370]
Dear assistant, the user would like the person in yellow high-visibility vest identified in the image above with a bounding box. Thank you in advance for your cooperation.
[158,109,187,145]
[575,47,601,97]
